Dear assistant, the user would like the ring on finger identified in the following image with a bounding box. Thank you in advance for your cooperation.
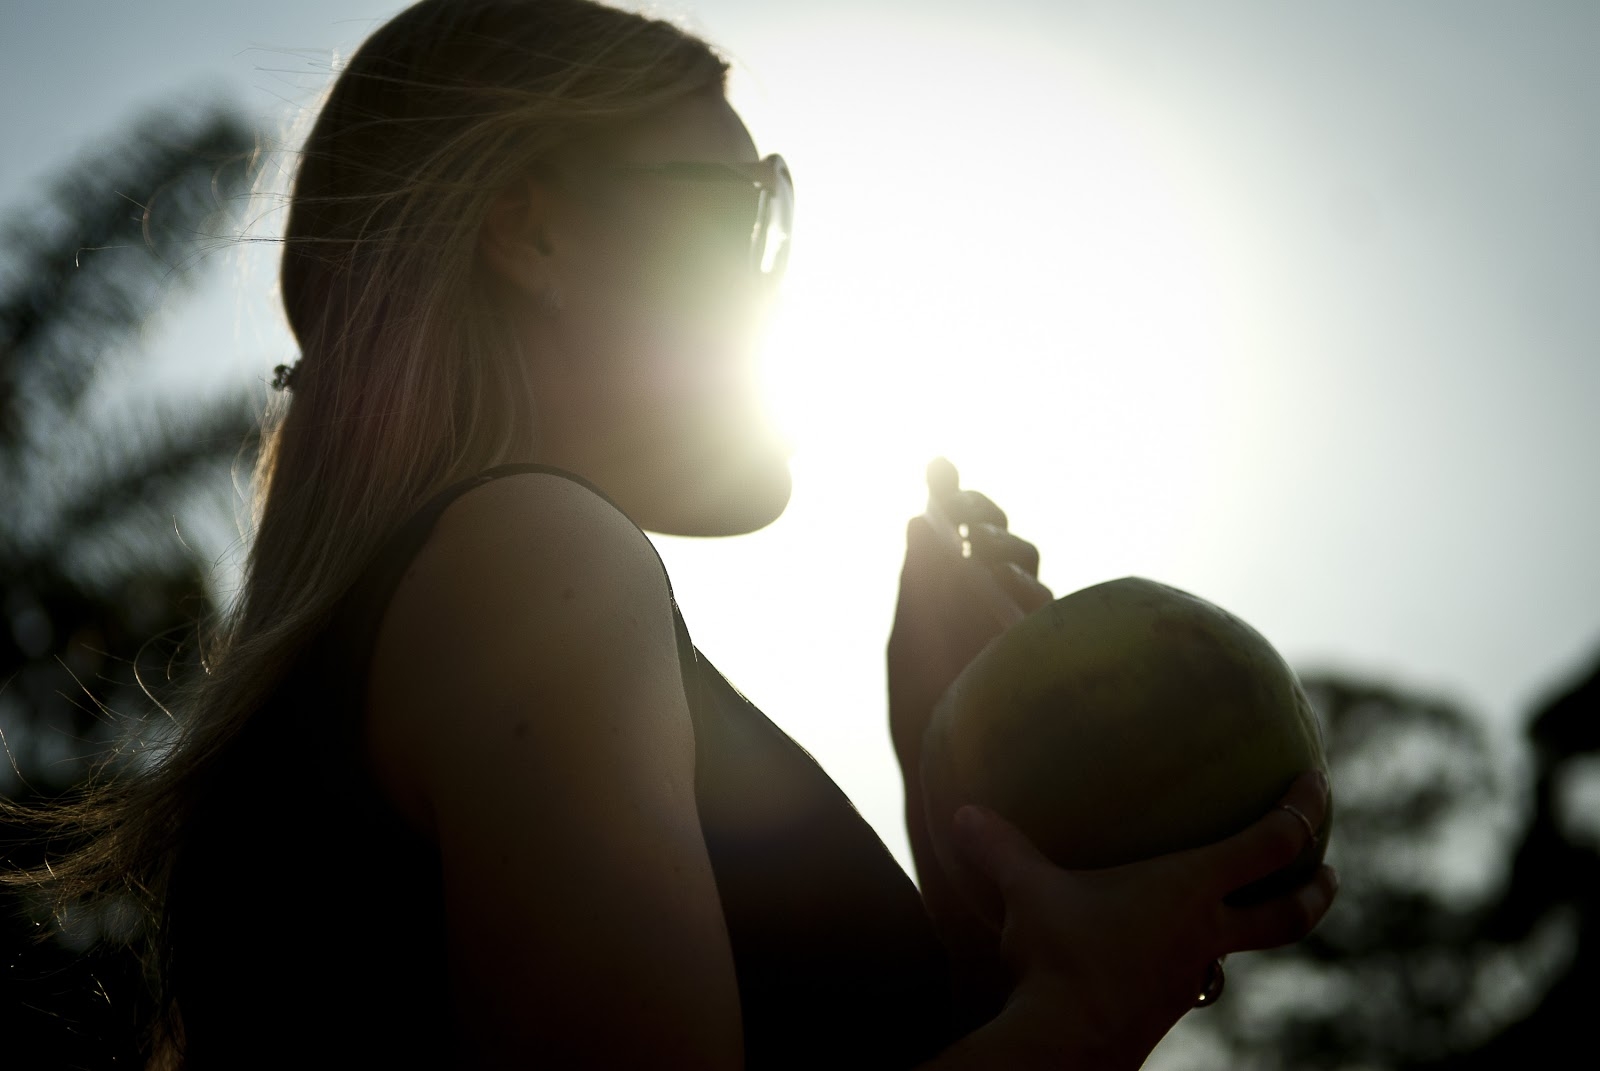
[1278,802,1317,842]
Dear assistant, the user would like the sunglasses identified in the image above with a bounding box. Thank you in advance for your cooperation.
[600,153,793,281]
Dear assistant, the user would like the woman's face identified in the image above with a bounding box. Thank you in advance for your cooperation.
[497,88,794,536]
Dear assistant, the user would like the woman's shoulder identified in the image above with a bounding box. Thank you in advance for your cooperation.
[362,465,691,833]
[393,464,671,633]
[425,465,662,586]
[361,466,744,1067]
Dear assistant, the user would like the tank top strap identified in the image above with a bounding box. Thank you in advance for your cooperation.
[324,461,703,695]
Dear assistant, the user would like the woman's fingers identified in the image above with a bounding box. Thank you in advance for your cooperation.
[926,457,960,501]
[1197,771,1330,897]
[1221,865,1339,953]
[924,457,1014,539]
[967,523,1051,613]
[947,489,1009,531]
[969,521,1041,576]
[954,804,1048,899]
[989,559,1055,615]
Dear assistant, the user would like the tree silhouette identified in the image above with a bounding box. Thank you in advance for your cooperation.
[0,100,263,1066]
[1421,650,1600,1070]
[1163,651,1599,1070]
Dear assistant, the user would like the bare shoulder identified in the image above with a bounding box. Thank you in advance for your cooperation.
[392,470,672,669]
[363,471,742,1067]
[365,470,686,829]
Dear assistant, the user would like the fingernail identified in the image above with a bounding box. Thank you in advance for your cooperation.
[1312,770,1330,800]
[1327,867,1340,894]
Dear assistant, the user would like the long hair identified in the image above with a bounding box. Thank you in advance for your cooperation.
[3,0,731,1062]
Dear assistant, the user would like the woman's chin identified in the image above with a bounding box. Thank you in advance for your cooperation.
[728,452,794,534]
[634,439,792,537]
[682,447,793,536]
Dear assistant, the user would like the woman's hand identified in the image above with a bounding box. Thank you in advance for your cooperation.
[887,458,1053,772]
[888,458,1055,1024]
[948,771,1338,1071]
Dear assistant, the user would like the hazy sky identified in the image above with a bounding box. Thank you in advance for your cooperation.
[4,1,1597,931]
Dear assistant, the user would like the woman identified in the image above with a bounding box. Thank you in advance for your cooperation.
[12,1,1336,1067]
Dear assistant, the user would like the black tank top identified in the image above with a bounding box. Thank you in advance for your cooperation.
[168,463,961,1069]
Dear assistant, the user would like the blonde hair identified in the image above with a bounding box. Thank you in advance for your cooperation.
[4,0,731,1062]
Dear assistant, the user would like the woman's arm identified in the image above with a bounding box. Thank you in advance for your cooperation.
[888,464,1056,1022]
[916,772,1340,1071]
[366,473,743,1069]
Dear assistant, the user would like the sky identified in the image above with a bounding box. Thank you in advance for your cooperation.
[3,0,1597,984]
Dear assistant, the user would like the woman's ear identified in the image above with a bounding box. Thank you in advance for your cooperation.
[480,179,558,298]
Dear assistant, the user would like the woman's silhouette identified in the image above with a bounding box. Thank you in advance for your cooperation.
[9,1,1335,1067]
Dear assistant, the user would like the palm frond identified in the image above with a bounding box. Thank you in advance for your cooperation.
[2,389,264,583]
[0,106,259,450]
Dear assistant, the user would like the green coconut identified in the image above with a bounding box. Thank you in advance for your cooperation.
[921,576,1331,921]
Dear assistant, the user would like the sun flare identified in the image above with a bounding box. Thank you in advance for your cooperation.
[744,33,1230,575]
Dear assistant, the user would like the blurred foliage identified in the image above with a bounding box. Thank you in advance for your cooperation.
[0,106,255,448]
[1168,656,1600,1070]
[0,100,263,1065]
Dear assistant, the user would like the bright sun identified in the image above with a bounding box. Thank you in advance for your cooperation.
[741,16,1232,577]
